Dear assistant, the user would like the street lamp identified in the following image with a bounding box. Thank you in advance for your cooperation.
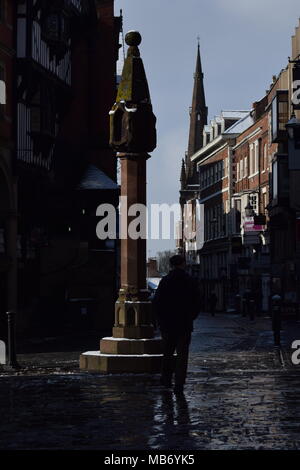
[286,113,300,140]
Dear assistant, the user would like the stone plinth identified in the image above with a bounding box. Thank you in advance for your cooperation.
[100,337,163,355]
[80,301,163,373]
[80,351,163,374]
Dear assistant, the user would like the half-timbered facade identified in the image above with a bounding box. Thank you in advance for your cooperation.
[15,0,122,335]
[16,0,88,170]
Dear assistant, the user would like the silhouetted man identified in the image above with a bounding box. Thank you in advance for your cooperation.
[152,255,201,394]
[208,291,218,317]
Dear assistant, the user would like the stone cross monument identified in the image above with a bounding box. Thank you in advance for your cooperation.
[80,31,163,373]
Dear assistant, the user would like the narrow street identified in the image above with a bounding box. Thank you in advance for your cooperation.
[0,313,299,450]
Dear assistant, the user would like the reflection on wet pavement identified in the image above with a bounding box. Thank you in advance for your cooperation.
[0,313,299,450]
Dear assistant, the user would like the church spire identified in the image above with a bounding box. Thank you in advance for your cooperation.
[180,158,186,190]
[187,42,208,161]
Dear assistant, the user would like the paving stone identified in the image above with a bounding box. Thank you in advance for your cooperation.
[0,313,299,449]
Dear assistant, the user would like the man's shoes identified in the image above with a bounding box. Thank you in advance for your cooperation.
[174,384,184,395]
[160,377,172,388]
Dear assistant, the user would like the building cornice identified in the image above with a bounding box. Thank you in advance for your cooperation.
[191,134,237,163]
[196,142,228,166]
[232,127,262,150]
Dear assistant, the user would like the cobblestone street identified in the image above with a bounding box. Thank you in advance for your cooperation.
[0,313,300,450]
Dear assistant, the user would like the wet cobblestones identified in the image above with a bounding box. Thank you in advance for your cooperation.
[0,313,299,450]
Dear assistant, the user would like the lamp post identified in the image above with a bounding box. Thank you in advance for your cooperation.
[6,311,20,369]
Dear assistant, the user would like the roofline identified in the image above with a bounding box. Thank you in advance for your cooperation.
[191,134,238,162]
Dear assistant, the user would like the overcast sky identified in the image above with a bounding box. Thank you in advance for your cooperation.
[114,0,300,257]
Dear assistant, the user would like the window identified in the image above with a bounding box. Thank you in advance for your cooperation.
[272,161,278,200]
[249,143,254,175]
[30,84,55,136]
[240,159,244,180]
[217,161,222,180]
[203,169,207,188]
[236,161,240,181]
[271,90,289,143]
[254,141,259,173]
[244,157,248,177]
[235,199,241,233]
[271,156,289,202]
[29,83,56,157]
[214,164,218,183]
[200,169,204,187]
[263,144,268,171]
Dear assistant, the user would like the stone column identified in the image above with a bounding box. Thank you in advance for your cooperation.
[80,31,163,373]
[112,153,154,340]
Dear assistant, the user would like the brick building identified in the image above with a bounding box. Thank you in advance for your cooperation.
[189,110,253,311]
[266,21,300,313]
[0,0,17,339]
[0,0,122,337]
[180,20,300,314]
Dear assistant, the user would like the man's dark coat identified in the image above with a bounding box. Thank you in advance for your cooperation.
[152,268,201,334]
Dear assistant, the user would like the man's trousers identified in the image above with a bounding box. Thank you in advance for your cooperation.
[161,331,192,386]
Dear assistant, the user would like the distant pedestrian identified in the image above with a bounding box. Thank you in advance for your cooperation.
[152,255,201,394]
[208,292,218,317]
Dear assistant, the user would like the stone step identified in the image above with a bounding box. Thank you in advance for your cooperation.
[80,351,163,373]
[100,337,163,355]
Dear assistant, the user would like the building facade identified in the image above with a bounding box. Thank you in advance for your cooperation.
[0,0,17,340]
[13,0,121,335]
[180,22,300,314]
[267,20,300,315]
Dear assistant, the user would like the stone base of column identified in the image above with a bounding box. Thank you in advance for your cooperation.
[100,337,163,355]
[80,351,163,373]
[80,300,163,373]
[112,326,154,339]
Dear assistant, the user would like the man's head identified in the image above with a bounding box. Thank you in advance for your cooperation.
[169,254,186,270]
